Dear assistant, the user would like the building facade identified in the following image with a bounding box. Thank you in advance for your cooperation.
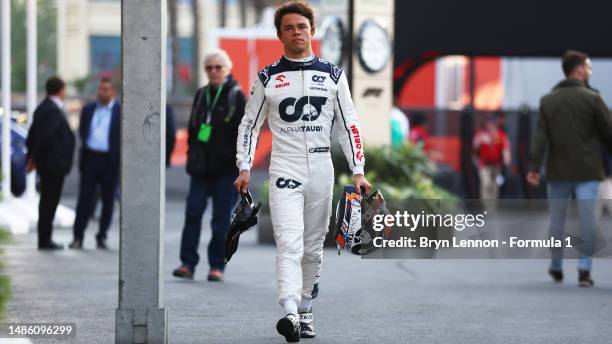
[56,0,261,93]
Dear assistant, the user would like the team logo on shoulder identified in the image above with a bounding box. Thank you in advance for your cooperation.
[331,65,343,83]
[332,66,342,77]
[318,58,329,64]
[276,177,302,189]
[258,67,270,85]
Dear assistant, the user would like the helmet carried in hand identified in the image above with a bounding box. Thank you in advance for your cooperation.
[224,191,261,263]
[334,185,390,255]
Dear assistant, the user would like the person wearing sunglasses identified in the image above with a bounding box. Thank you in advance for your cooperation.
[173,49,246,282]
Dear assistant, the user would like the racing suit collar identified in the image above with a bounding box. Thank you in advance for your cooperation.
[284,54,315,62]
[281,55,316,70]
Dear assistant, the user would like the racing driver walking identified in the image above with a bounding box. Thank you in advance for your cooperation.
[234,1,371,342]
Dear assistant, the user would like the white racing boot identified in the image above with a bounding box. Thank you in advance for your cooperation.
[277,313,301,342]
[299,308,315,338]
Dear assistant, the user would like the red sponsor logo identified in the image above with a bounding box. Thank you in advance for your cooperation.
[275,74,290,88]
[350,125,364,161]
[356,151,364,162]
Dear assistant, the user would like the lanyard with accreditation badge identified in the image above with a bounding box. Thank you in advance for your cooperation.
[198,84,223,143]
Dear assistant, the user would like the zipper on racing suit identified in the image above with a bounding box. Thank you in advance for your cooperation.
[302,68,311,174]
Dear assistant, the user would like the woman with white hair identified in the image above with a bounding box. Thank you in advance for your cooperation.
[173,49,246,282]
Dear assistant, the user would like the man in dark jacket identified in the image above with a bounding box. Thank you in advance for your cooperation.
[26,76,75,250]
[69,78,120,249]
[528,50,612,287]
[172,49,245,281]
[166,104,177,167]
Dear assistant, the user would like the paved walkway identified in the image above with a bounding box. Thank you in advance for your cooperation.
[3,197,612,343]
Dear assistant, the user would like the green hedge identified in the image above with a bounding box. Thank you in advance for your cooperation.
[332,142,455,207]
[0,229,10,319]
[259,142,455,213]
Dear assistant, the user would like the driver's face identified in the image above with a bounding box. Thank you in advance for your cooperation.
[278,13,313,56]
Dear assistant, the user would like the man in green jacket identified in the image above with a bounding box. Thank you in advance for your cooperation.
[528,50,612,287]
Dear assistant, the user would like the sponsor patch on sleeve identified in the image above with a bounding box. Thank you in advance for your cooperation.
[258,67,270,86]
[330,64,343,84]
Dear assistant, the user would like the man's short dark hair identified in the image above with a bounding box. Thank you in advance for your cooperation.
[411,112,426,126]
[99,77,115,88]
[45,76,65,96]
[274,1,315,34]
[562,50,588,77]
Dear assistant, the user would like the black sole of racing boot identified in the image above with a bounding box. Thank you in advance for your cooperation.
[276,316,300,342]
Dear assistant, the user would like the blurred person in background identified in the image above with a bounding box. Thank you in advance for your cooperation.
[172,49,245,282]
[528,50,612,287]
[599,152,612,219]
[473,114,511,201]
[409,112,429,145]
[586,85,612,221]
[391,106,409,147]
[89,103,175,222]
[69,78,120,250]
[26,76,75,250]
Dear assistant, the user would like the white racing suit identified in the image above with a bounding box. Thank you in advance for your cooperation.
[236,55,365,307]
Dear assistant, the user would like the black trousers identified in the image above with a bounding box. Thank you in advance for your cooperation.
[38,172,65,245]
[73,150,118,241]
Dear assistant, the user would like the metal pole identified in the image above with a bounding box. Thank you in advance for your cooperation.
[116,1,168,343]
[26,0,37,199]
[1,0,12,201]
[469,56,476,109]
